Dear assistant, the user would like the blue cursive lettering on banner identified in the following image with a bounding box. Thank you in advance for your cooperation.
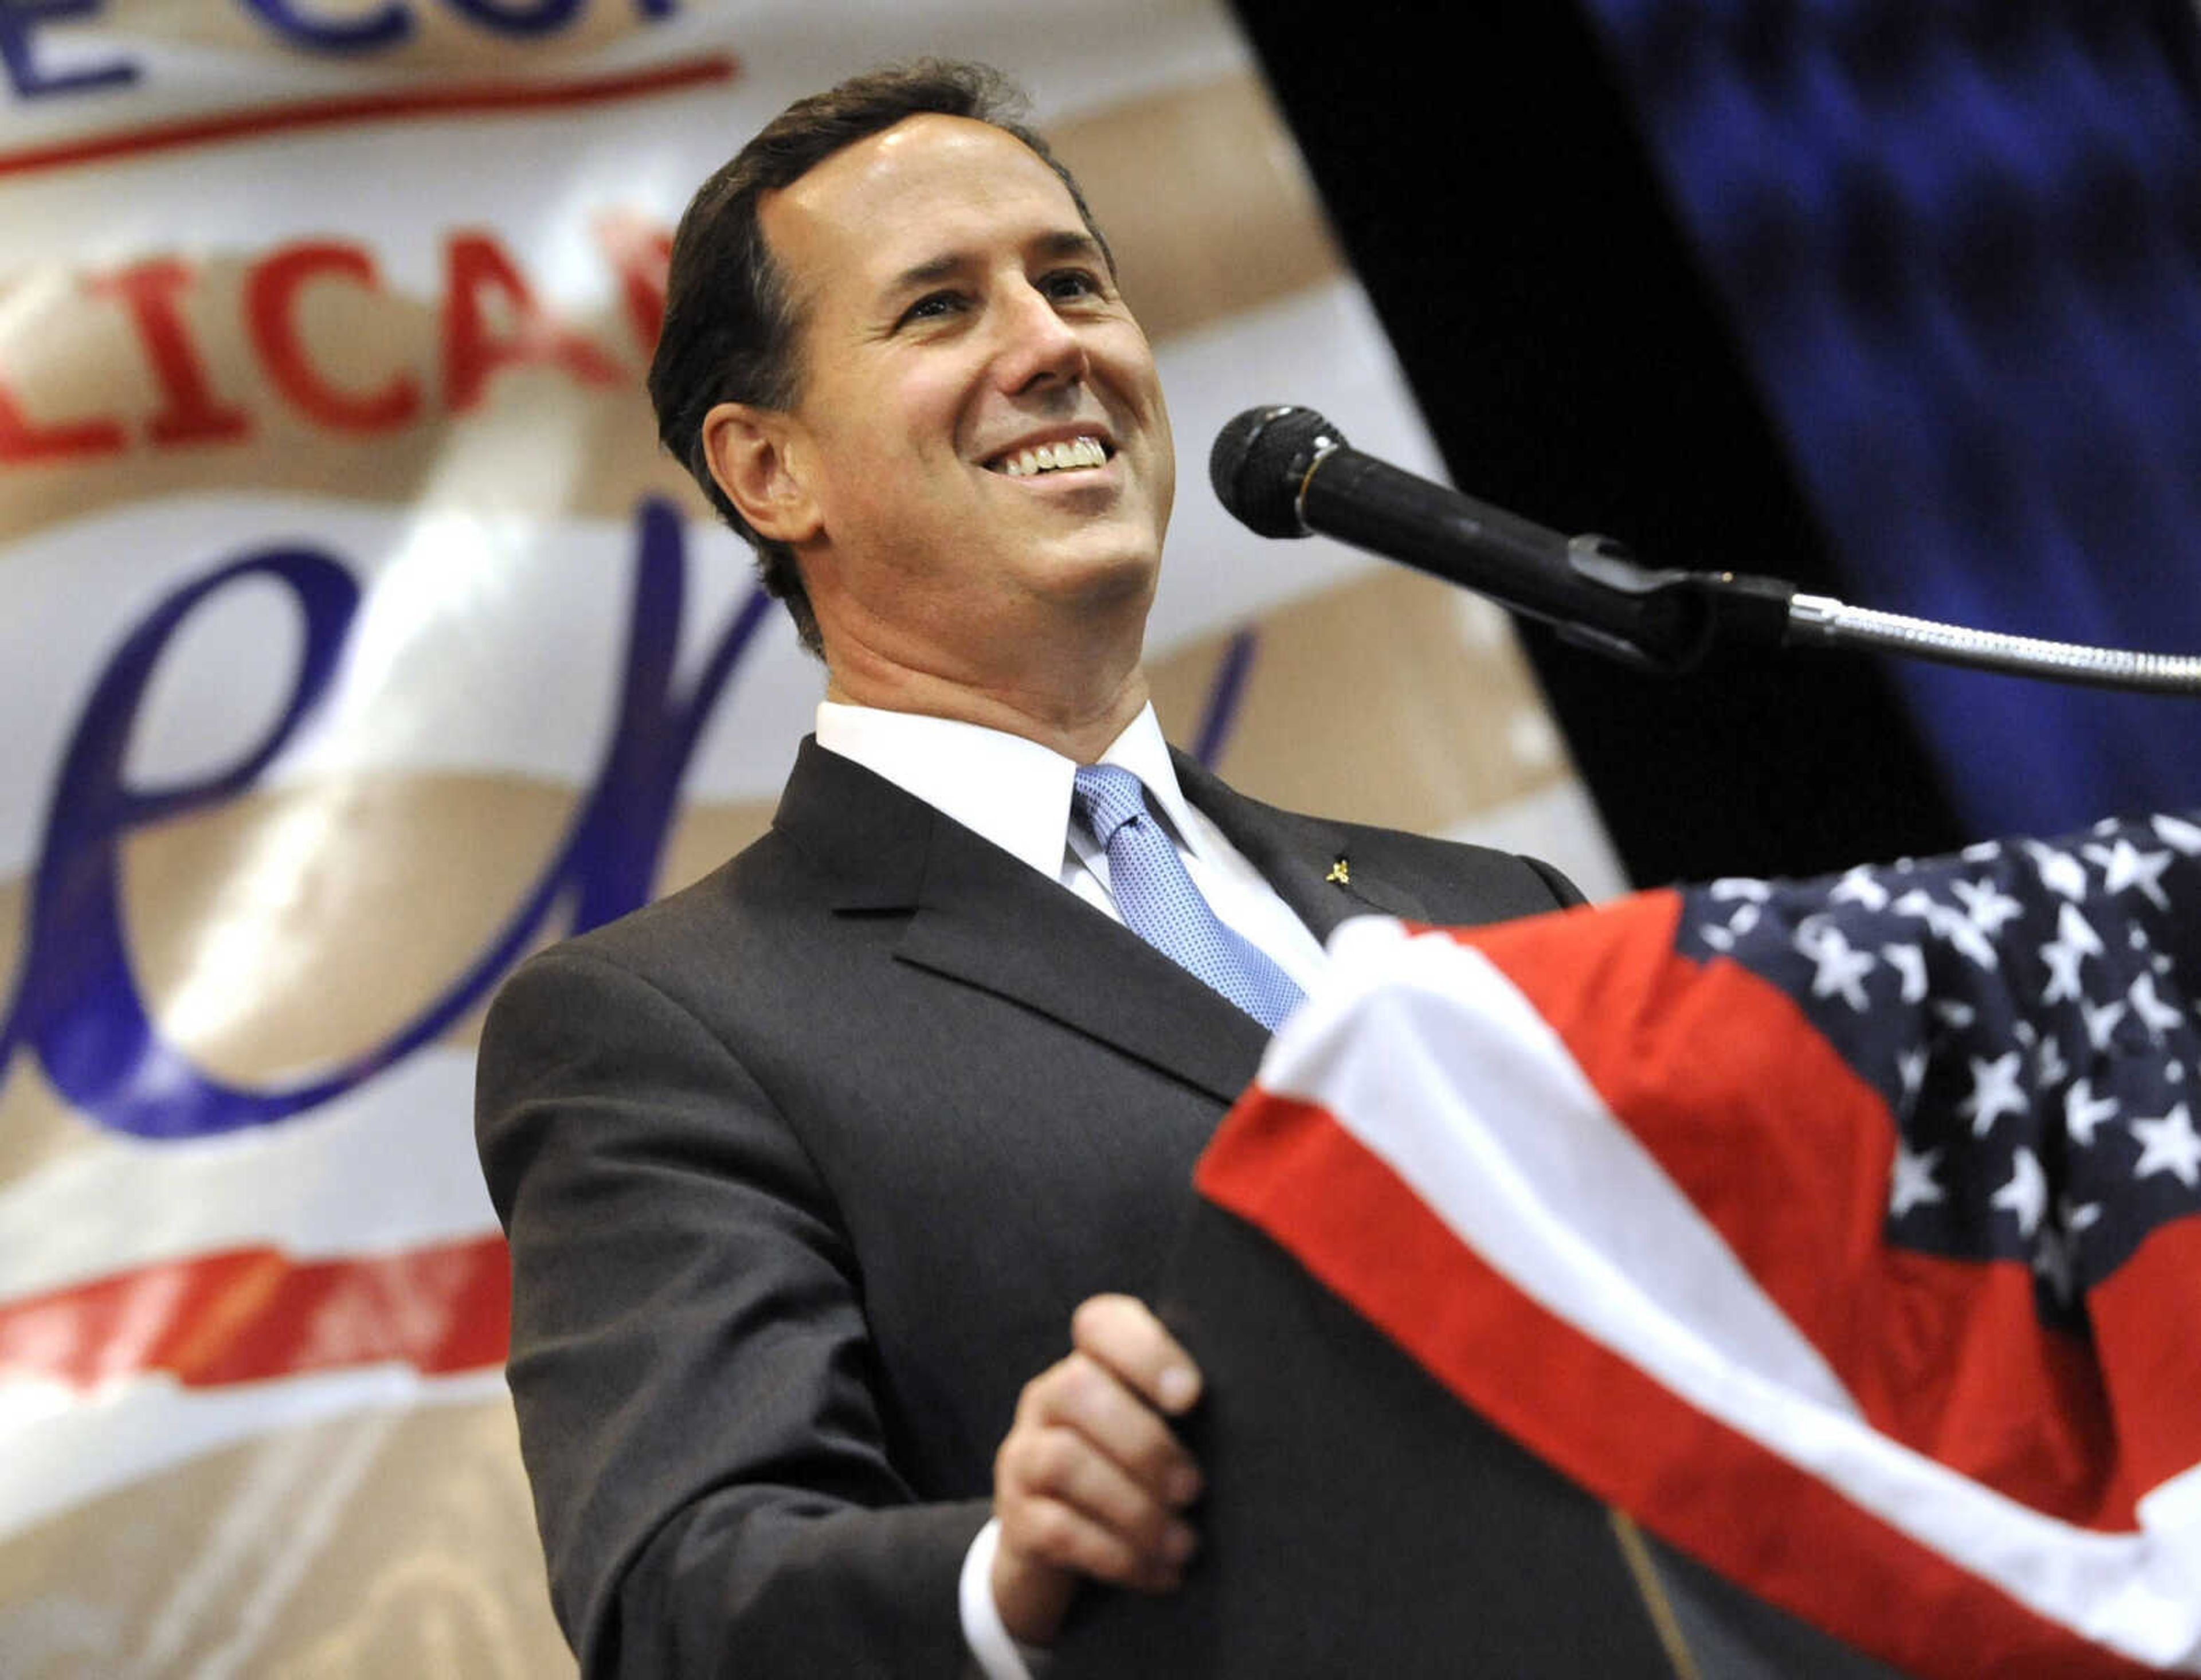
[0,0,678,86]
[0,496,772,1139]
[0,0,139,97]
[439,0,585,38]
[236,0,410,52]
[239,0,674,51]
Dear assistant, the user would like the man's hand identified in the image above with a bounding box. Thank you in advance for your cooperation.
[989,1294,1204,1647]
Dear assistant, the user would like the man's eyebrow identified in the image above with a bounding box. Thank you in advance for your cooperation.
[886,252,969,295]
[1032,229,1107,266]
[883,230,1110,297]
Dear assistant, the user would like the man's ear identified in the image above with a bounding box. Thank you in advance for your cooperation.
[700,401,823,545]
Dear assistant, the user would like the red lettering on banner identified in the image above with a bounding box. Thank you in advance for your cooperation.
[87,258,253,447]
[596,212,673,357]
[441,229,625,412]
[0,225,668,460]
[0,377,126,463]
[0,1235,510,1389]
[245,241,423,434]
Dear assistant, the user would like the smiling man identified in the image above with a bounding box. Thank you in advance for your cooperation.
[475,61,1578,1678]
[700,101,1171,766]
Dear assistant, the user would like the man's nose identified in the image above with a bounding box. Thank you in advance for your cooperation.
[990,279,1088,393]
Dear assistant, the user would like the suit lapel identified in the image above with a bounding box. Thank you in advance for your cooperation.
[899,821,1272,1107]
[1172,751,1430,936]
[774,738,1270,1108]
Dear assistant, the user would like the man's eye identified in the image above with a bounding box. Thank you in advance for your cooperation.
[1041,269,1104,301]
[899,292,964,327]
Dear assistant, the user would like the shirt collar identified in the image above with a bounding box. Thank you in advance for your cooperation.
[814,698,1200,877]
[1092,704,1204,851]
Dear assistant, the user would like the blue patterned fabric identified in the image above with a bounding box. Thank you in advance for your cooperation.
[1071,765,1306,1032]
[1575,0,2201,836]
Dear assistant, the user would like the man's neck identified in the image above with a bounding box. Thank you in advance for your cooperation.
[822,662,1152,764]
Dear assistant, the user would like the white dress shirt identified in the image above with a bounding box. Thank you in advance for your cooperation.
[812,698,1331,1678]
[815,699,1330,989]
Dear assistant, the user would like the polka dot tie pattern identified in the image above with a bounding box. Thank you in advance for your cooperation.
[1071,764,1307,1033]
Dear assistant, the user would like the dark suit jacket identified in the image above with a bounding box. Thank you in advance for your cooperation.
[474,737,1578,1678]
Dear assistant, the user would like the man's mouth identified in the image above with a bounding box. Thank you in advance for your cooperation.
[986,435,1112,478]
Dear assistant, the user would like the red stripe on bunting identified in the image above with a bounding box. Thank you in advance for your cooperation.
[2089,1216,2201,1503]
[0,56,738,180]
[0,1235,509,1389]
[1443,894,2133,1530]
[1195,1095,2161,1680]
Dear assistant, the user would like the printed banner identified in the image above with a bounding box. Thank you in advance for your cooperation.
[0,3,1620,1672]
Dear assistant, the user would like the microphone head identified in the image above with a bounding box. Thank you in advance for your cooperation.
[1208,405,1349,538]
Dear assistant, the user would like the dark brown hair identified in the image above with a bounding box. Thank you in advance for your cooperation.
[647,60,1114,655]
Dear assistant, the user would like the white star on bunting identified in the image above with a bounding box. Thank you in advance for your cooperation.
[2056,902,2105,957]
[2129,972,2184,1039]
[1797,922,1876,1012]
[1936,1000,1977,1032]
[1894,889,2000,970]
[2152,812,2201,855]
[2039,937,2088,1007]
[2039,1199,2104,1303]
[1897,1046,1929,1106]
[2022,839,2089,900]
[2082,997,2128,1054]
[1831,866,1890,911]
[2064,1079,2119,1148]
[2033,1223,2075,1302]
[1881,942,1927,1004]
[1959,1051,2028,1139]
[2036,1036,2069,1088]
[2131,1103,2201,1188]
[2084,837,2175,911]
[1710,878,1772,902]
[1889,1142,1945,1217]
[1991,1148,2049,1239]
[2060,1197,2103,1242]
[1952,877,2026,935]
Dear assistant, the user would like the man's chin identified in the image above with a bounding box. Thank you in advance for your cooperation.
[1035,542,1161,611]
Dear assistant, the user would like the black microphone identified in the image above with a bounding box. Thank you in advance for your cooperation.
[1209,405,1791,673]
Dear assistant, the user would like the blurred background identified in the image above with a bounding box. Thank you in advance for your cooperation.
[0,0,2195,1671]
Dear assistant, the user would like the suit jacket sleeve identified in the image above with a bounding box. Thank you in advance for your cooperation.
[476,943,988,1679]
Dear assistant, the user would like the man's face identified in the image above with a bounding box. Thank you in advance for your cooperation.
[757,114,1174,673]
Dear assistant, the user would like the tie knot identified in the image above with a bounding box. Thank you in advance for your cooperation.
[1072,763,1152,848]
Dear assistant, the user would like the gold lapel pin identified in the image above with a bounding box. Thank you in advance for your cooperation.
[1326,857,1351,886]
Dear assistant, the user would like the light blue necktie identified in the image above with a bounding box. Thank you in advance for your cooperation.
[1071,764,1306,1032]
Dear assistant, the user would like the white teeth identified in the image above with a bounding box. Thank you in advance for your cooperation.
[998,436,1106,476]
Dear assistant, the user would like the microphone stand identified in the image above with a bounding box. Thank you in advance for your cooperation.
[1779,592,2201,695]
[1550,545,2201,696]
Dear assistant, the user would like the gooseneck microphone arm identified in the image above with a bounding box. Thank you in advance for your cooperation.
[1779,597,2201,694]
[1209,405,2201,695]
